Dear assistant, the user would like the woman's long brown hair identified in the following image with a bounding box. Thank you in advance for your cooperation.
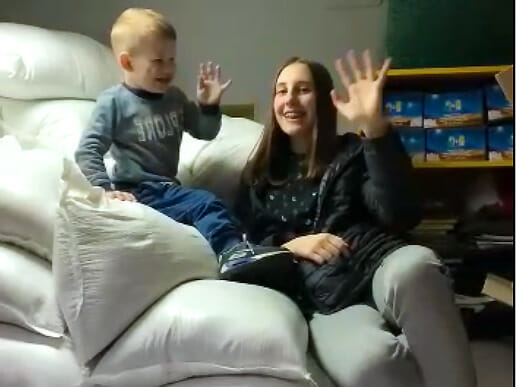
[243,57,339,188]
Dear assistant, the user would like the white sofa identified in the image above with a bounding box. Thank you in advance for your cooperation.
[0,22,337,387]
[0,102,336,387]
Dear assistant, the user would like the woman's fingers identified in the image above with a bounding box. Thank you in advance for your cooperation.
[308,252,326,265]
[376,57,392,87]
[319,244,341,260]
[282,233,350,264]
[335,58,352,88]
[346,50,363,82]
[363,49,374,81]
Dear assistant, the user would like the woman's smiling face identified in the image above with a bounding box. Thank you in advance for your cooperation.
[274,62,317,139]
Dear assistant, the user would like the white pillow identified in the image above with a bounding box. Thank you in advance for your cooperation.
[0,23,120,100]
[0,243,64,337]
[0,136,63,259]
[178,115,263,207]
[86,280,315,387]
[164,375,312,387]
[0,97,95,159]
[0,323,82,387]
[54,160,218,364]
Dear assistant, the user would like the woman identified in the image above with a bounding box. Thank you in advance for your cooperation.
[231,51,476,387]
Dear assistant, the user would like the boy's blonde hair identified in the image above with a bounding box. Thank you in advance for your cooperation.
[110,8,176,55]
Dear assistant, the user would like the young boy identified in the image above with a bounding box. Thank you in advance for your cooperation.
[75,8,293,280]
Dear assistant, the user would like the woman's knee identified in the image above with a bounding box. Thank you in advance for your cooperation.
[379,245,445,291]
[316,330,421,387]
[310,306,422,387]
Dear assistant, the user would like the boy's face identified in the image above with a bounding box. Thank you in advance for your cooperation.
[127,35,177,93]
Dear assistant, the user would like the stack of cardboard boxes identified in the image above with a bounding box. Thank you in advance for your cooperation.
[384,67,514,163]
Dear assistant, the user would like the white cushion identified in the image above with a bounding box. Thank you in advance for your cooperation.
[54,160,218,364]
[0,243,64,337]
[86,279,313,387]
[0,323,82,387]
[0,98,95,159]
[178,115,263,207]
[164,375,312,387]
[0,97,95,159]
[0,23,120,100]
[0,136,63,259]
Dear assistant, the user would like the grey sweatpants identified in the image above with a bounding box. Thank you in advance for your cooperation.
[309,245,477,387]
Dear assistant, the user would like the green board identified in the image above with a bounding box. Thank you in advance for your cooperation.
[386,0,514,68]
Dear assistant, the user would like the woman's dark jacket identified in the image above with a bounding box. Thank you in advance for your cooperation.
[235,130,421,314]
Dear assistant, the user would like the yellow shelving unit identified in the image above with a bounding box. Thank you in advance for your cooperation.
[413,160,513,169]
[387,65,511,79]
[387,65,514,170]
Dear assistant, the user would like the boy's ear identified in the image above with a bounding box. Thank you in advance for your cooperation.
[118,52,132,71]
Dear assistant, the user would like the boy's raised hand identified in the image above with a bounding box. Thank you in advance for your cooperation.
[196,62,232,105]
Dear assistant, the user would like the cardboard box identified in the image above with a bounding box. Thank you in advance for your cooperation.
[495,66,514,106]
[426,127,486,161]
[396,128,425,162]
[482,273,513,307]
[384,92,423,127]
[485,83,513,122]
[488,123,514,161]
[424,90,483,128]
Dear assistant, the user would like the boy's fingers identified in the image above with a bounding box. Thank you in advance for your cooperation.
[196,74,204,90]
[200,62,207,79]
[207,61,214,78]
[221,78,232,91]
[124,193,136,201]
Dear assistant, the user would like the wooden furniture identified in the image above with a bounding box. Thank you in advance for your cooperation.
[385,65,514,218]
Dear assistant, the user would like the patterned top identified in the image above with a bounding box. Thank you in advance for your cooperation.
[260,153,320,240]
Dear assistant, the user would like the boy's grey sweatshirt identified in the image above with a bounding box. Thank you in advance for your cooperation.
[75,84,221,189]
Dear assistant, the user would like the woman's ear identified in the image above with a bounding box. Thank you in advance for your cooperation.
[118,52,132,71]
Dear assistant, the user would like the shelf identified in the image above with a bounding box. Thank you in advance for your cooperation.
[387,65,512,79]
[413,160,513,169]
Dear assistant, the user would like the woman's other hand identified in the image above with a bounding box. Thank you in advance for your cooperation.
[330,49,391,139]
[282,233,349,265]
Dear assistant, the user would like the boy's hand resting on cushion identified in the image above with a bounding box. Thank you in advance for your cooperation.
[105,190,136,202]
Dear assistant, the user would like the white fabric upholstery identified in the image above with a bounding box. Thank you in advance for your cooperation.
[0,23,120,100]
[0,243,64,337]
[54,160,218,363]
[87,280,315,387]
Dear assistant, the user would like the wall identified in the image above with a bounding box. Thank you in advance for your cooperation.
[1,0,388,123]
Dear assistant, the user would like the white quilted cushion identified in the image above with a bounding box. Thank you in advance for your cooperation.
[0,324,82,387]
[86,280,315,387]
[0,97,95,159]
[165,375,311,387]
[0,136,63,259]
[54,160,218,363]
[0,243,64,337]
[0,23,120,100]
[178,115,263,207]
